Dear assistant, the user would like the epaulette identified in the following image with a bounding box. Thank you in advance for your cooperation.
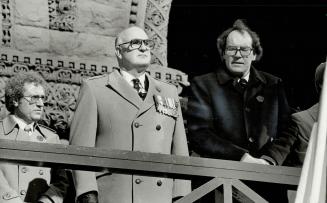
[86,74,109,81]
[152,76,177,87]
[37,124,56,133]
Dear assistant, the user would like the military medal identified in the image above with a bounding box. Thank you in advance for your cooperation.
[153,95,179,118]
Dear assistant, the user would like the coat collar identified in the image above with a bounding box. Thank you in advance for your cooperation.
[3,115,17,135]
[216,65,266,85]
[3,115,46,138]
[106,68,143,108]
[106,67,161,116]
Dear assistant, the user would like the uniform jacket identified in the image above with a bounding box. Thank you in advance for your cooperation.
[283,103,319,167]
[0,115,68,203]
[70,68,191,203]
[186,67,293,165]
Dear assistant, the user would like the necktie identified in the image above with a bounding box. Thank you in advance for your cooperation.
[238,78,248,90]
[234,78,248,93]
[132,78,147,100]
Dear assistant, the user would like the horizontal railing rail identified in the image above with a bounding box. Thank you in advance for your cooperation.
[0,139,301,185]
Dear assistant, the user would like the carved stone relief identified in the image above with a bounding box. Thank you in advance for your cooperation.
[0,49,188,139]
[0,0,185,139]
[48,0,77,32]
[144,0,172,67]
[1,0,11,47]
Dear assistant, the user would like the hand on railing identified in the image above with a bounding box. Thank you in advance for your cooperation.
[241,153,270,165]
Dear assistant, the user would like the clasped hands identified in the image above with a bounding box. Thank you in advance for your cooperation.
[241,153,270,165]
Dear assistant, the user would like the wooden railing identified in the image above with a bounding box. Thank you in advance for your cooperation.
[0,139,301,203]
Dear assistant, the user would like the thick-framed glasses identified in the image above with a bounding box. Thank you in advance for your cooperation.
[23,95,46,104]
[117,39,155,50]
[225,46,253,57]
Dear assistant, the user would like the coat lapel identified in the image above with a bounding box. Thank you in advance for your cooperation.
[245,68,267,103]
[106,69,143,109]
[136,74,159,117]
[308,103,319,122]
[2,115,18,140]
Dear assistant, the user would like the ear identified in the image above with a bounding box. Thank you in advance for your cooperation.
[252,53,257,61]
[13,100,19,107]
[115,46,122,60]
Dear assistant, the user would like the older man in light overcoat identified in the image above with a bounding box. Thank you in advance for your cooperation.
[70,26,191,203]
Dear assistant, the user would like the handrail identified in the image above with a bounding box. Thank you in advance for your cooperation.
[0,139,300,185]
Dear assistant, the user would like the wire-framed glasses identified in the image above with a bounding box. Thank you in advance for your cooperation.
[23,95,46,104]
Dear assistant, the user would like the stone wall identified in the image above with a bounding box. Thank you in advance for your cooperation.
[0,0,188,139]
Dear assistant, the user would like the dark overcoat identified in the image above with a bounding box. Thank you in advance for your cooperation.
[284,103,319,166]
[187,67,293,164]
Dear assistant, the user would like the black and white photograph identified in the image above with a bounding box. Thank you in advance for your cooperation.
[0,0,326,202]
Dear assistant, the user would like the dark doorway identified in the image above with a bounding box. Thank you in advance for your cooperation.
[168,1,327,109]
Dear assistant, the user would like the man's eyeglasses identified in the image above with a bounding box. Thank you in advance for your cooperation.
[225,46,253,57]
[117,39,155,50]
[23,95,46,104]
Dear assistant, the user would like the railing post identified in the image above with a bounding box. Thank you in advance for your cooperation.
[223,179,233,203]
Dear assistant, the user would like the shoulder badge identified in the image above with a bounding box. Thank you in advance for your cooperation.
[87,74,108,81]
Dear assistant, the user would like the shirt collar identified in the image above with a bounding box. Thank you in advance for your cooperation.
[120,69,146,89]
[241,71,250,82]
[11,115,35,132]
[216,65,265,85]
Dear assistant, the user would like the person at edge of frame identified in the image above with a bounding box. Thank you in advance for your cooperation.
[0,72,69,203]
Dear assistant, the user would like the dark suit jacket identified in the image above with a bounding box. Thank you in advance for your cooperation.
[283,103,319,167]
[186,66,293,165]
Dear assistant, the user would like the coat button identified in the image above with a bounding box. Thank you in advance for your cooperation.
[39,170,44,175]
[157,180,162,186]
[135,178,142,184]
[37,135,44,141]
[134,122,140,128]
[20,190,26,195]
[156,125,161,131]
[248,137,254,143]
[3,192,11,199]
[21,167,28,173]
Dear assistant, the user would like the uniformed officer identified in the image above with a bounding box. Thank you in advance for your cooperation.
[70,26,191,203]
[0,72,68,203]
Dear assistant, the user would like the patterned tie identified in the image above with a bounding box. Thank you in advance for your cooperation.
[238,78,248,90]
[233,78,248,94]
[132,78,147,100]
